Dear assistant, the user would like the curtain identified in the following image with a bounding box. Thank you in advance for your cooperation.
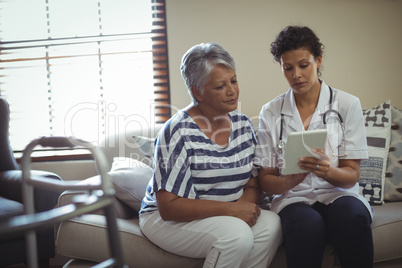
[0,0,170,154]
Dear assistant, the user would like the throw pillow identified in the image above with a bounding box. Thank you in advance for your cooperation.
[359,100,391,205]
[109,157,153,212]
[132,135,155,164]
[384,106,402,201]
[111,157,148,171]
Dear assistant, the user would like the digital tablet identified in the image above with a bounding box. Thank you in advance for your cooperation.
[281,129,328,175]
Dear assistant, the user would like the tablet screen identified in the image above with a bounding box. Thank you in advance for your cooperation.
[281,129,327,175]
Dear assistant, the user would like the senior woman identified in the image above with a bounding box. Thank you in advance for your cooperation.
[139,43,282,268]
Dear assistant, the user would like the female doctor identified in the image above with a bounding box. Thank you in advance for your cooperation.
[254,25,374,268]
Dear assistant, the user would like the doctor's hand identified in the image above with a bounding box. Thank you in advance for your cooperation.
[298,148,331,179]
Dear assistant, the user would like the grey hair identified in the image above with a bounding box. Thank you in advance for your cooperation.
[180,43,236,105]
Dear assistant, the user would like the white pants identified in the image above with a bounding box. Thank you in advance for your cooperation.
[139,210,282,268]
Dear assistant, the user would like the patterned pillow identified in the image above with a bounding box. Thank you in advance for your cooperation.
[359,100,391,205]
[384,106,402,201]
[132,135,155,163]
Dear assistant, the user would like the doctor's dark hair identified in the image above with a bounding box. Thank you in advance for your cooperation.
[180,42,236,105]
[270,26,324,75]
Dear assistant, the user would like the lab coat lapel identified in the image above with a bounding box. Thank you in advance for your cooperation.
[309,82,331,130]
[282,89,302,132]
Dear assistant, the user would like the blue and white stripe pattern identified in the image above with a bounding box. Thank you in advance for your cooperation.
[139,110,257,215]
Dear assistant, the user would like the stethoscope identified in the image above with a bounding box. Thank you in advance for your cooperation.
[277,86,347,157]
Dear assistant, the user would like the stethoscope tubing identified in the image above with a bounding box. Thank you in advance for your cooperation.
[278,86,344,152]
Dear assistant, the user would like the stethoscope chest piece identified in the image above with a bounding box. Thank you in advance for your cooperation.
[277,140,285,155]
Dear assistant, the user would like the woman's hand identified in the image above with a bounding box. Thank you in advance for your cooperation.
[298,148,331,179]
[298,148,361,188]
[156,190,261,226]
[229,201,261,227]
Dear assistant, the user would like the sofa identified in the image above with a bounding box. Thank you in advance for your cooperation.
[56,101,402,267]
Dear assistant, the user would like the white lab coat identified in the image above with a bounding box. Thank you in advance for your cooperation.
[254,80,373,217]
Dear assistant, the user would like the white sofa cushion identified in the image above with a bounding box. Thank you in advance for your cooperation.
[57,215,205,268]
[110,157,152,212]
[57,175,136,219]
[57,157,153,218]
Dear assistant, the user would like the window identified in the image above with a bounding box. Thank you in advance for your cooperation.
[0,0,170,155]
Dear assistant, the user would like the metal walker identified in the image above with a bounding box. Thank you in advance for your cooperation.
[0,136,127,268]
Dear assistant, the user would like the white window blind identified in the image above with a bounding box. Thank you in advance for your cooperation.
[0,0,170,154]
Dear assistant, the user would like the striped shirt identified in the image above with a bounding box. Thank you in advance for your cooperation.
[139,109,257,215]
